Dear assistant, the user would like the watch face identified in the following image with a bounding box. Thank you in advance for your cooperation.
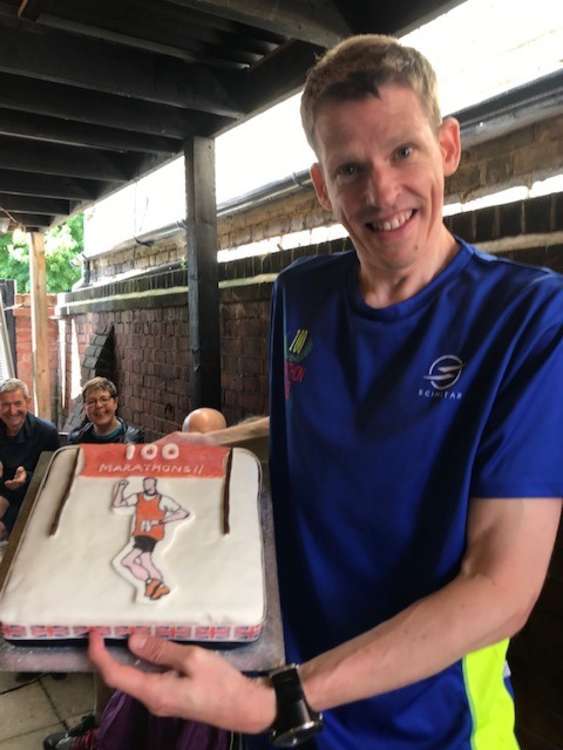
[271,719,322,747]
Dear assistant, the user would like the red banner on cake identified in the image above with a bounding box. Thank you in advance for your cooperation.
[80,443,230,478]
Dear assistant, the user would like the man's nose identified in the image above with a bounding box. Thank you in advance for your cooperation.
[366,164,398,208]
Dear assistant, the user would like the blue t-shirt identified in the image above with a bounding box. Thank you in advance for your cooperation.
[265,240,563,749]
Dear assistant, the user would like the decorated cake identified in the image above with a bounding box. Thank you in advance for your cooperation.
[0,442,265,642]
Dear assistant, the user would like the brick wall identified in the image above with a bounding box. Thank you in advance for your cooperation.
[85,113,563,285]
[14,293,59,417]
[59,282,272,440]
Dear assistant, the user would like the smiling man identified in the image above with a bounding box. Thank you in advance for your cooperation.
[89,35,563,750]
[0,378,59,538]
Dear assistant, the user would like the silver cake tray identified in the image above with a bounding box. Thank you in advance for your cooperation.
[0,451,284,675]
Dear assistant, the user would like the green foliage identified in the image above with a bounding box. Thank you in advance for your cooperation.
[0,214,84,293]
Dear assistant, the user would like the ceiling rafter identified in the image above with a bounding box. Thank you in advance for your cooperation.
[0,135,137,182]
[0,26,244,117]
[0,73,226,139]
[0,169,106,201]
[0,108,180,154]
[0,193,70,216]
[164,0,351,47]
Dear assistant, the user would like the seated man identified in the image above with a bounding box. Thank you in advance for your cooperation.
[182,407,226,434]
[68,377,143,445]
[0,378,59,538]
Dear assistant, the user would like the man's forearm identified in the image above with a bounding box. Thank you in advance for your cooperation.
[300,497,561,712]
[300,569,524,712]
[210,417,269,445]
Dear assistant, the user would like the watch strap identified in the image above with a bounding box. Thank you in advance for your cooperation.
[269,664,323,747]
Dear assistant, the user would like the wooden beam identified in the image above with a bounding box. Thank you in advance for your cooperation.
[0,27,243,117]
[239,41,324,116]
[0,73,226,140]
[0,193,69,215]
[9,212,53,228]
[32,5,274,69]
[0,107,180,154]
[336,0,465,36]
[0,279,17,375]
[29,231,51,420]
[166,0,351,47]
[0,170,104,200]
[184,136,221,410]
[0,135,134,181]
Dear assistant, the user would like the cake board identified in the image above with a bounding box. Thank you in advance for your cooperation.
[0,451,285,675]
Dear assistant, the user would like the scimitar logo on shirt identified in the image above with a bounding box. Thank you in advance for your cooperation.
[418,354,464,401]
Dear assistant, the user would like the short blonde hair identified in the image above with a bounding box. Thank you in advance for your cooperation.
[301,34,441,152]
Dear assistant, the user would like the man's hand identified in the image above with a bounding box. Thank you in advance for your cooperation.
[4,466,26,491]
[0,520,7,541]
[88,631,275,733]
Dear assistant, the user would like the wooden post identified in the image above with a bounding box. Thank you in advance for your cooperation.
[29,231,51,420]
[184,136,221,410]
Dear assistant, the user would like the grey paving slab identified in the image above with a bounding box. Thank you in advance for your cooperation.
[40,673,93,721]
[0,672,24,693]
[0,682,59,742]
[0,722,64,750]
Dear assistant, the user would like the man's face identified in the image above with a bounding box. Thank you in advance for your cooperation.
[83,387,118,431]
[0,389,30,436]
[310,84,460,280]
[143,477,157,494]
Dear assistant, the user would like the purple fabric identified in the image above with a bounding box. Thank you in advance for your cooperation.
[98,690,230,750]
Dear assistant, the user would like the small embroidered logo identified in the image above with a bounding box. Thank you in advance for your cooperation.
[287,328,312,363]
[285,329,312,399]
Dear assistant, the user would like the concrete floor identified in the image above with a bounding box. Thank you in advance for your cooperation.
[0,670,93,750]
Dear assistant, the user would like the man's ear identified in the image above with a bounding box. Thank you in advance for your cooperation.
[310,163,332,212]
[438,117,461,177]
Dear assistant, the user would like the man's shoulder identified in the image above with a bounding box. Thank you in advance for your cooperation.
[467,242,563,288]
[463,241,563,316]
[26,413,58,437]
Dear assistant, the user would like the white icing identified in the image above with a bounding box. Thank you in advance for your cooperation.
[0,446,265,640]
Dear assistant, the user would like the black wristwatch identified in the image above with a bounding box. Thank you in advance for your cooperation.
[269,664,323,747]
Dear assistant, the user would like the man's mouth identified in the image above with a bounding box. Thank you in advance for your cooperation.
[365,209,416,233]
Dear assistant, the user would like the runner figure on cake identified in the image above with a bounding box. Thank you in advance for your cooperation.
[112,476,191,601]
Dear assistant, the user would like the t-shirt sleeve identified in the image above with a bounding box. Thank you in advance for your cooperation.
[471,314,563,498]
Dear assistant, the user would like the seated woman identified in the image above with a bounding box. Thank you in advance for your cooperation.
[68,377,143,445]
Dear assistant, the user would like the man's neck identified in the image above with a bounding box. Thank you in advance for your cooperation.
[358,232,459,309]
[3,416,26,438]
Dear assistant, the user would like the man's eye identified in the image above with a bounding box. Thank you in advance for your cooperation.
[395,145,413,160]
[336,164,361,178]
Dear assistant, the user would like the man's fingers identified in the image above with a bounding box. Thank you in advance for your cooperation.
[128,633,199,673]
[88,632,171,705]
[154,432,210,446]
[5,467,26,489]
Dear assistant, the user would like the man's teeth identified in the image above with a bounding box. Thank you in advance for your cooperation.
[370,210,414,232]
